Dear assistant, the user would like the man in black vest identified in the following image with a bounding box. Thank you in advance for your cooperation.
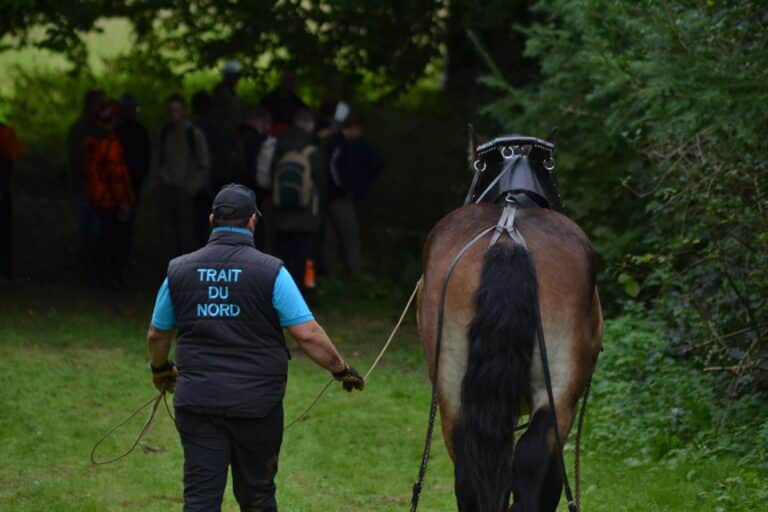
[146,184,363,512]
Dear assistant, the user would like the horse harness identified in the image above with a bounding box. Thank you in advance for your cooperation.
[410,136,579,512]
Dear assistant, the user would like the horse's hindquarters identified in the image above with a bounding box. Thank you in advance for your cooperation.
[418,203,603,512]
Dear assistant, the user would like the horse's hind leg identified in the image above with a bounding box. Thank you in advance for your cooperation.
[510,402,574,512]
[537,447,564,512]
[509,408,554,511]
[512,399,579,512]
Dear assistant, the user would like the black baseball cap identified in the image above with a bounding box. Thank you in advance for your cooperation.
[211,184,261,219]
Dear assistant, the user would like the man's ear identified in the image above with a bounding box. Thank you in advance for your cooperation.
[209,213,214,226]
[249,214,258,231]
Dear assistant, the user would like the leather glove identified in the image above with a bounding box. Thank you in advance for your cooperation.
[151,361,179,393]
[333,366,364,392]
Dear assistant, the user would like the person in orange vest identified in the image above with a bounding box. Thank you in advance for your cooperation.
[83,100,136,289]
[0,122,23,283]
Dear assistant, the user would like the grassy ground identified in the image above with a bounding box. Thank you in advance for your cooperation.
[0,284,761,511]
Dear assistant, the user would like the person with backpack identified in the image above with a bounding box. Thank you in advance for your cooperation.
[83,99,136,288]
[324,113,383,275]
[272,109,326,295]
[0,122,22,284]
[153,94,210,261]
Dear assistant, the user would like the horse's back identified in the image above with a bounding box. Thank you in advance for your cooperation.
[424,203,595,273]
[421,203,598,329]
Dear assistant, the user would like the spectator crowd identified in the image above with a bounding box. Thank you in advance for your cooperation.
[57,62,383,294]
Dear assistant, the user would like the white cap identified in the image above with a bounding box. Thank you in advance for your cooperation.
[222,60,242,75]
[334,101,350,123]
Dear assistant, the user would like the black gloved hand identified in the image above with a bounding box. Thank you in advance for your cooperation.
[332,366,364,392]
[151,361,179,393]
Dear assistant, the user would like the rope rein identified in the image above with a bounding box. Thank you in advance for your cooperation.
[282,378,335,432]
[283,279,421,431]
[90,386,168,466]
[91,280,422,464]
[364,280,421,381]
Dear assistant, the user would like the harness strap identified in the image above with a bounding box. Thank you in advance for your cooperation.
[574,376,593,510]
[475,156,521,203]
[489,200,527,248]
[463,162,484,205]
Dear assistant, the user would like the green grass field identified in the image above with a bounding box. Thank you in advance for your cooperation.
[0,285,762,511]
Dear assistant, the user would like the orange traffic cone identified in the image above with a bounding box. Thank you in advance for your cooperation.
[304,258,316,289]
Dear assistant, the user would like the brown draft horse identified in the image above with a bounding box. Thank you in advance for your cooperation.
[417,200,603,511]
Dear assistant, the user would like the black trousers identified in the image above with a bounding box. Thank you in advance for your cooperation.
[175,404,284,512]
[93,211,131,288]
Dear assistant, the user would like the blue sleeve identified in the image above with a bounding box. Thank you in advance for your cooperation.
[151,278,176,330]
[273,267,314,327]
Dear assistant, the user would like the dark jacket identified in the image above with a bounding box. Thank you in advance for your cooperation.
[260,90,308,132]
[211,82,245,133]
[327,133,384,202]
[167,229,288,417]
[194,115,235,192]
[115,119,151,197]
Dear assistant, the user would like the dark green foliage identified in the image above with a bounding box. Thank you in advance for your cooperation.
[1,1,446,93]
[588,312,768,506]
[1,2,540,99]
[481,0,768,396]
[0,0,112,68]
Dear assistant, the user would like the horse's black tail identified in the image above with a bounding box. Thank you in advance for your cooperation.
[453,242,538,512]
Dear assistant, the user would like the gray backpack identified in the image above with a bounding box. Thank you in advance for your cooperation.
[273,145,318,213]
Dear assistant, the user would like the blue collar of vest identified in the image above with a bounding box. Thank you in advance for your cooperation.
[208,227,255,246]
[212,227,252,236]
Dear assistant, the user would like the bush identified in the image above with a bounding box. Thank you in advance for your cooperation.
[481,0,768,396]
[589,311,767,470]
